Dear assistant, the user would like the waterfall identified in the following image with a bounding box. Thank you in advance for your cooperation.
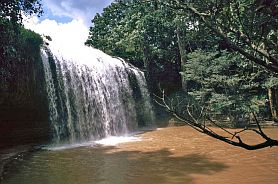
[40,45,154,145]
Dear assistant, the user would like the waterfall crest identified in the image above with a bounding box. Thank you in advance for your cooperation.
[41,45,154,145]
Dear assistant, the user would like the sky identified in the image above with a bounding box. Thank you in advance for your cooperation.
[39,0,114,26]
[23,0,114,52]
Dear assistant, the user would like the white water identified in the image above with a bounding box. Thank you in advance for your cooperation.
[41,42,154,145]
[95,136,141,146]
[45,136,141,151]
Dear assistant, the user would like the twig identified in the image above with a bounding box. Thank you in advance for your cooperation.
[206,117,234,136]
[252,112,270,140]
[153,90,278,150]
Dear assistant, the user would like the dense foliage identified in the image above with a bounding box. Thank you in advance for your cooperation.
[87,0,278,124]
[0,0,42,23]
[0,20,43,61]
[0,0,43,100]
[164,0,278,122]
[163,0,278,73]
[86,1,183,94]
[182,50,276,126]
[0,0,43,63]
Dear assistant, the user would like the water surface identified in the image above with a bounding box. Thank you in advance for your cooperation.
[2,126,278,184]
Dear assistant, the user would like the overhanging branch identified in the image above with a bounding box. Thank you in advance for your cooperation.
[154,90,278,150]
[157,0,278,73]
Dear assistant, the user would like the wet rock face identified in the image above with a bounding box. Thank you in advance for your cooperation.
[0,53,50,149]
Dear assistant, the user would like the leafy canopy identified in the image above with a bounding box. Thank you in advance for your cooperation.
[0,0,43,63]
[0,0,43,23]
[181,50,276,126]
[161,0,278,73]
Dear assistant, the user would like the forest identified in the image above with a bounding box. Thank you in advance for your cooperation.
[1,0,278,184]
[86,0,278,125]
[85,0,278,149]
[1,0,278,149]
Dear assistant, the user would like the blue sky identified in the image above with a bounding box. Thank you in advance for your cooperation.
[23,0,114,53]
[39,6,73,23]
[40,0,114,26]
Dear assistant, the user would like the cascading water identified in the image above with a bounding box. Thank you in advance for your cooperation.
[40,43,154,145]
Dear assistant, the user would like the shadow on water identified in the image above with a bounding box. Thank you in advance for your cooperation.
[2,146,228,184]
[98,147,228,184]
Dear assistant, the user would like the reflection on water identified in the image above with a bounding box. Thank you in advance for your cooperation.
[2,126,278,184]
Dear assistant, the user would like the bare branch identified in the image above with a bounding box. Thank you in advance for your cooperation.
[153,91,278,150]
[206,117,234,136]
[252,112,270,140]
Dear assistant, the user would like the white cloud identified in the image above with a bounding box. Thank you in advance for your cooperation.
[43,0,113,26]
[21,0,114,54]
[24,16,88,49]
[23,16,117,68]
[21,1,115,59]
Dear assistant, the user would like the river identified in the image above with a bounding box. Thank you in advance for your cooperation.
[2,126,278,184]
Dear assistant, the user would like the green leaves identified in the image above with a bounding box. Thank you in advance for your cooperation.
[172,0,278,72]
[0,0,43,24]
[86,1,184,94]
[84,0,278,123]
[264,76,278,89]
[86,1,180,66]
[0,16,42,64]
[182,49,271,126]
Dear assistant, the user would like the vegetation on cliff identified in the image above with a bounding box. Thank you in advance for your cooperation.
[0,0,44,114]
[0,0,43,64]
[0,0,49,147]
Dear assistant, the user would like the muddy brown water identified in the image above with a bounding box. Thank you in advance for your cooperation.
[2,126,278,184]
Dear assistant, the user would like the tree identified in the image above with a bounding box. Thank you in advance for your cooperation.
[181,50,273,127]
[0,0,43,99]
[86,0,278,149]
[0,0,43,58]
[86,0,183,94]
[154,90,278,150]
[158,0,278,121]
[161,0,278,73]
[0,0,43,23]
[148,0,278,149]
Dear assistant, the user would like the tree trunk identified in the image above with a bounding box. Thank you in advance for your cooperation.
[142,44,155,93]
[176,27,187,64]
[268,87,278,122]
[176,27,187,91]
